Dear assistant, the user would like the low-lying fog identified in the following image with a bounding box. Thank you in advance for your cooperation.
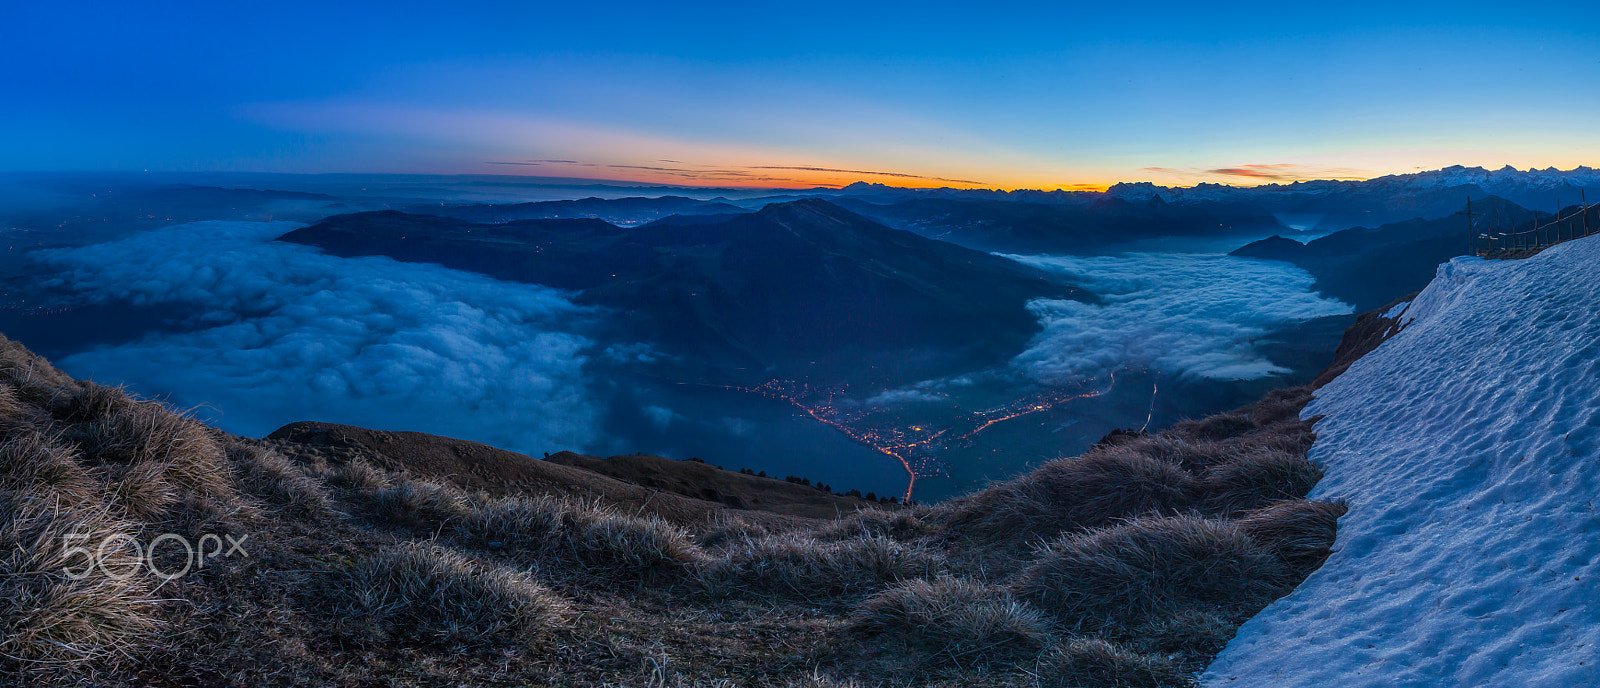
[2,176,1351,501]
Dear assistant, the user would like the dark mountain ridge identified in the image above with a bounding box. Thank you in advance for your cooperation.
[830,196,1287,254]
[279,199,1085,383]
[412,194,746,225]
[1231,195,1530,310]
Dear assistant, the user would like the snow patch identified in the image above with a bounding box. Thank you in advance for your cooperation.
[1380,300,1409,321]
[1204,235,1600,686]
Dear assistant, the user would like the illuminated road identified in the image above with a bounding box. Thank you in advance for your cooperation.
[722,372,1122,501]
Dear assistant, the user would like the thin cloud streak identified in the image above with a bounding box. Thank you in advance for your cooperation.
[1141,164,1372,184]
[746,165,984,185]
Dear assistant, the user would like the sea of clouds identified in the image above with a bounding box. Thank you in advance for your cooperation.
[1005,252,1352,382]
[34,221,602,455]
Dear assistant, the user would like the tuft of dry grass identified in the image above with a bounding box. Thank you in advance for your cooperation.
[698,533,943,601]
[368,477,473,528]
[464,494,702,580]
[1172,412,1258,441]
[0,429,94,501]
[695,512,775,550]
[0,495,164,667]
[1237,499,1347,576]
[1033,638,1191,688]
[70,401,239,519]
[815,508,936,542]
[0,382,47,435]
[1112,607,1239,672]
[1120,435,1233,474]
[1008,515,1288,629]
[1246,386,1313,425]
[934,451,1198,546]
[848,578,1051,656]
[1198,450,1323,516]
[226,441,333,515]
[335,541,569,648]
[50,382,137,424]
[782,671,865,688]
[326,457,390,491]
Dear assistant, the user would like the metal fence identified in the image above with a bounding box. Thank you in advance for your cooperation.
[1470,193,1598,257]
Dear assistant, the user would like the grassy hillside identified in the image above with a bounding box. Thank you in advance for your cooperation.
[0,334,1344,687]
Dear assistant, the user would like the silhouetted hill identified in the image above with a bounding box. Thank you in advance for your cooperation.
[279,199,1085,382]
[543,451,880,519]
[1231,196,1528,311]
[832,196,1286,254]
[415,195,746,225]
[266,421,856,522]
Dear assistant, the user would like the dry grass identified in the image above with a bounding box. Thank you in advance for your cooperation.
[50,381,137,424]
[1198,450,1323,516]
[1119,435,1233,474]
[1009,515,1288,629]
[815,508,936,542]
[335,541,569,647]
[0,495,164,667]
[848,578,1051,656]
[1245,386,1314,425]
[933,451,1197,547]
[69,399,240,521]
[0,333,1348,687]
[0,429,95,500]
[367,477,473,528]
[463,493,702,580]
[226,441,334,515]
[1033,638,1191,688]
[1112,606,1240,671]
[1171,412,1258,440]
[1237,499,1348,576]
[326,457,390,491]
[698,533,943,601]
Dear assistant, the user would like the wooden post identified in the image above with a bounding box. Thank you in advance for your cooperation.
[1457,198,1482,255]
[1585,189,1591,237]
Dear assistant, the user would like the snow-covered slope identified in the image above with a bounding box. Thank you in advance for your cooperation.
[1204,235,1600,686]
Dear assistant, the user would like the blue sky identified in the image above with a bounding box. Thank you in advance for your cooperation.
[6,1,1599,188]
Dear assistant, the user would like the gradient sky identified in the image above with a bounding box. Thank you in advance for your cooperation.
[5,1,1599,189]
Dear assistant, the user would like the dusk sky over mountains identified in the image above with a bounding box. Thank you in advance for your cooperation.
[7,0,1599,189]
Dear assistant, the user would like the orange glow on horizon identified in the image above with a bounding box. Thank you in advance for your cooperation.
[485,158,1599,194]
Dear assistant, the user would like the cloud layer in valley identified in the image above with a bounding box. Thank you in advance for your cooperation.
[34,221,602,454]
[1006,252,1352,382]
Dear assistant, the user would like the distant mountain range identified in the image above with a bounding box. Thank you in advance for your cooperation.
[830,196,1285,254]
[410,195,746,226]
[278,199,1085,383]
[807,166,1600,234]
